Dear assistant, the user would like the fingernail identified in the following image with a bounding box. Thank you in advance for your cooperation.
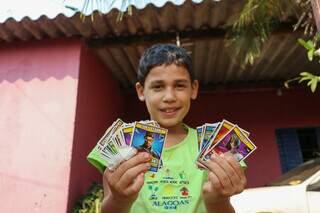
[145,163,151,169]
[219,153,225,158]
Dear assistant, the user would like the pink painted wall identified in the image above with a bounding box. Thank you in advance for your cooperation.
[67,45,125,210]
[124,88,320,187]
[0,38,81,213]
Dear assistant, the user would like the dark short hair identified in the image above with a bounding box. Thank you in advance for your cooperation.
[137,44,194,85]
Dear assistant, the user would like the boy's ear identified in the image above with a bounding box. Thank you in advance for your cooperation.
[191,80,199,100]
[135,82,145,101]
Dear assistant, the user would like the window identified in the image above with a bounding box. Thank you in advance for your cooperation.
[275,127,320,173]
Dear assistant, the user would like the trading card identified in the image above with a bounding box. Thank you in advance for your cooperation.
[100,140,123,168]
[99,130,125,159]
[159,159,163,169]
[198,120,234,161]
[112,126,128,148]
[203,125,256,162]
[130,122,167,172]
[150,120,160,127]
[196,125,204,151]
[97,118,124,151]
[200,123,220,153]
[200,119,250,160]
[102,141,119,155]
[139,120,160,127]
[104,139,128,168]
[122,125,134,146]
[124,122,135,127]
[110,133,124,148]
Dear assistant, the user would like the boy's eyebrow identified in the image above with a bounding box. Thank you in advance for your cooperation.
[149,80,164,85]
[149,79,189,85]
[175,79,189,83]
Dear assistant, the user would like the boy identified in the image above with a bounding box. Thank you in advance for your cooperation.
[101,44,246,213]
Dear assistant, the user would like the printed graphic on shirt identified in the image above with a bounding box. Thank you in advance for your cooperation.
[145,166,193,210]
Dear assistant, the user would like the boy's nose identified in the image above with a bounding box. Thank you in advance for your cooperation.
[162,88,176,102]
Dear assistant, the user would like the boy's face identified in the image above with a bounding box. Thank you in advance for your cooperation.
[136,64,198,129]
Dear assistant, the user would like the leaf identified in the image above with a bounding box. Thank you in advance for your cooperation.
[299,76,311,83]
[311,78,318,92]
[308,50,314,61]
[300,72,313,77]
[298,38,309,49]
[306,40,315,49]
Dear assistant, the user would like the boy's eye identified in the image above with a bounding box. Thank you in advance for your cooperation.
[176,84,187,90]
[151,85,163,91]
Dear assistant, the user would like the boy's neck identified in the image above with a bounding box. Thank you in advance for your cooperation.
[164,123,188,148]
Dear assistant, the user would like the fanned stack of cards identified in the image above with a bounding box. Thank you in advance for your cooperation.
[87,118,167,173]
[196,120,257,169]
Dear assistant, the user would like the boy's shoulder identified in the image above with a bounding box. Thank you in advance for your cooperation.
[184,124,196,133]
[183,124,197,142]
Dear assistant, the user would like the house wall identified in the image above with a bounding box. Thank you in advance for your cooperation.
[0,38,81,212]
[125,88,320,187]
[67,45,125,210]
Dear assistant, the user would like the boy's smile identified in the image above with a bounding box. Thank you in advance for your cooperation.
[136,64,198,130]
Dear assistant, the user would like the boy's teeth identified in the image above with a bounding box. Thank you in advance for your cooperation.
[165,109,175,113]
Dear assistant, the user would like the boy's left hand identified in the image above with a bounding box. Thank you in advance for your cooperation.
[200,152,247,206]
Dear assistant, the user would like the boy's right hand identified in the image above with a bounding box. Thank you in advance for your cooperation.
[103,152,151,207]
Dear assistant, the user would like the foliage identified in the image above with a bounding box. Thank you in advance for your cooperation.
[225,0,320,92]
[225,0,318,65]
[225,0,294,67]
[72,182,103,213]
[284,36,320,92]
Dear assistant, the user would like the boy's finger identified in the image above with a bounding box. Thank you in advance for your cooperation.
[124,173,145,196]
[109,152,151,185]
[207,171,221,191]
[210,154,240,188]
[116,162,150,190]
[223,152,246,180]
[201,158,232,189]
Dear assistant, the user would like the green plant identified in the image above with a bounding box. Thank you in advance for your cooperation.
[225,0,294,67]
[284,36,320,92]
[72,182,103,213]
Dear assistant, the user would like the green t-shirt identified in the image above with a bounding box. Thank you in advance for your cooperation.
[87,125,248,213]
[130,126,207,213]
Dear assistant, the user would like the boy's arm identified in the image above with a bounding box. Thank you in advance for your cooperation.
[204,198,235,213]
[101,193,132,213]
[101,152,151,213]
[200,152,247,213]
